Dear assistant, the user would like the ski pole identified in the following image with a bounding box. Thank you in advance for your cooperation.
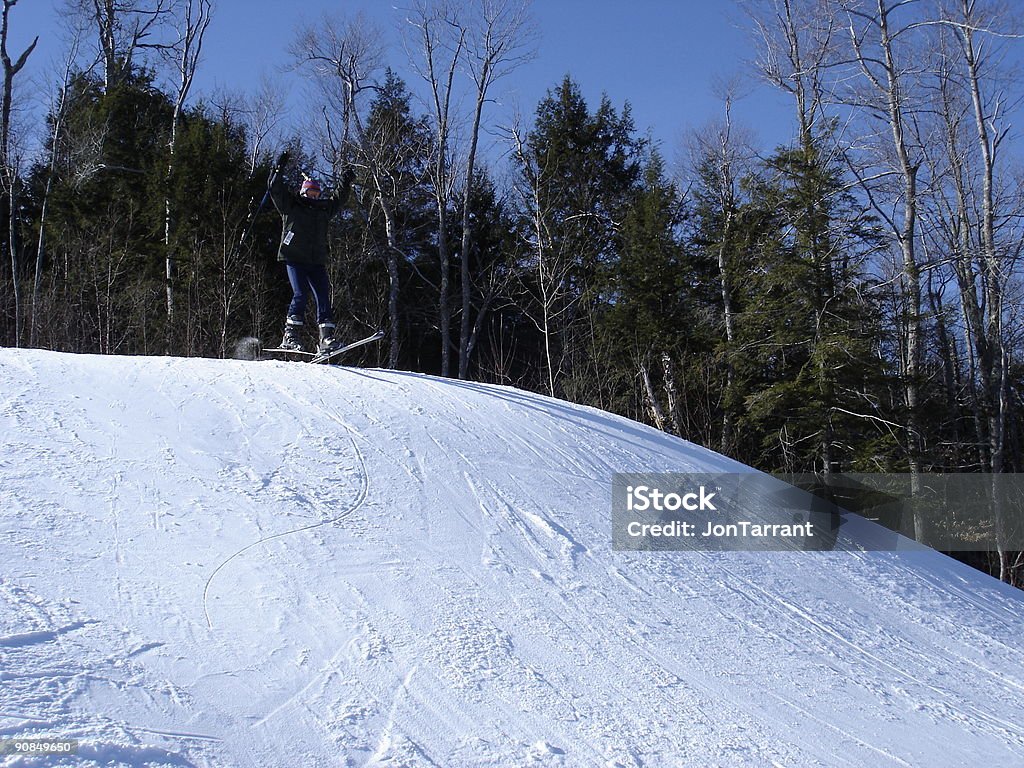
[233,184,272,258]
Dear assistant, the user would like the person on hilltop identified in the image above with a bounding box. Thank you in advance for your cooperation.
[269,151,356,354]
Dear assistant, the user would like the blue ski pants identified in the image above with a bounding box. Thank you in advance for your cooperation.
[286,262,335,324]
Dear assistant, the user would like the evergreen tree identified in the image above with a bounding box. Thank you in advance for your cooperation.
[32,68,172,352]
[513,75,644,398]
[353,69,435,370]
[732,139,891,473]
[28,67,277,356]
[602,150,716,435]
[167,104,271,356]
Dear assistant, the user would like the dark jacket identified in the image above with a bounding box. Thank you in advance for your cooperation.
[268,171,350,265]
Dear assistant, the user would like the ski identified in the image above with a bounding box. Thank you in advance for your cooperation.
[259,329,384,364]
[310,329,385,364]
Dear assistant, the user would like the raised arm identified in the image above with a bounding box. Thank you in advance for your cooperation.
[326,166,357,217]
[268,152,292,214]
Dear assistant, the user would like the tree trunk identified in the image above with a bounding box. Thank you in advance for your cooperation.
[165,109,179,326]
[7,172,17,345]
[438,198,451,375]
[870,0,924,534]
[0,1,36,347]
[958,0,1006,477]
[457,63,488,380]
[32,39,77,347]
[164,0,212,349]
[661,351,683,436]
[718,209,735,453]
[641,362,667,432]
[408,3,464,377]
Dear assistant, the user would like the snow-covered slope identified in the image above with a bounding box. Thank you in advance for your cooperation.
[1,348,1023,767]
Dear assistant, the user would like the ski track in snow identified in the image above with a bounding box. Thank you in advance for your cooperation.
[200,386,370,630]
[1,349,1024,767]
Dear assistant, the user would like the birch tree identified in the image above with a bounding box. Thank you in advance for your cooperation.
[689,92,752,455]
[509,120,569,397]
[748,0,836,149]
[244,76,285,177]
[931,0,1022,581]
[945,0,1015,474]
[840,0,931,533]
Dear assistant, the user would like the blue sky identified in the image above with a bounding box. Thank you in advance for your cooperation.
[10,1,795,167]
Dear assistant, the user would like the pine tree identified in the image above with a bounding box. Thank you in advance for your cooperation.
[602,151,716,435]
[732,139,891,473]
[33,68,172,353]
[512,75,644,398]
[166,104,269,356]
[357,70,435,369]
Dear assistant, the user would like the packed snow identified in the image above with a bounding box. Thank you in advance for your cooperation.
[1,348,1023,767]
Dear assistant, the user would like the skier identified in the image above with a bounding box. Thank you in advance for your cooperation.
[269,151,356,354]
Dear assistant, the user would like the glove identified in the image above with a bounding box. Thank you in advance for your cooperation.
[276,151,291,171]
[341,166,356,186]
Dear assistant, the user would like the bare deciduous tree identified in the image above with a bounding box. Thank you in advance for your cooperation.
[404,0,465,377]
[1,0,37,347]
[81,0,174,90]
[840,0,931,534]
[747,0,837,148]
[688,87,755,455]
[163,0,212,329]
[456,0,535,379]
[244,76,286,177]
[929,0,1023,581]
[32,14,89,347]
[293,14,418,369]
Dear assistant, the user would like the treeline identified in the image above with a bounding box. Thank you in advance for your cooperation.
[0,1,1021,584]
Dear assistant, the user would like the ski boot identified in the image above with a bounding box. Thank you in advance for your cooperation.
[280,315,305,351]
[318,322,343,355]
